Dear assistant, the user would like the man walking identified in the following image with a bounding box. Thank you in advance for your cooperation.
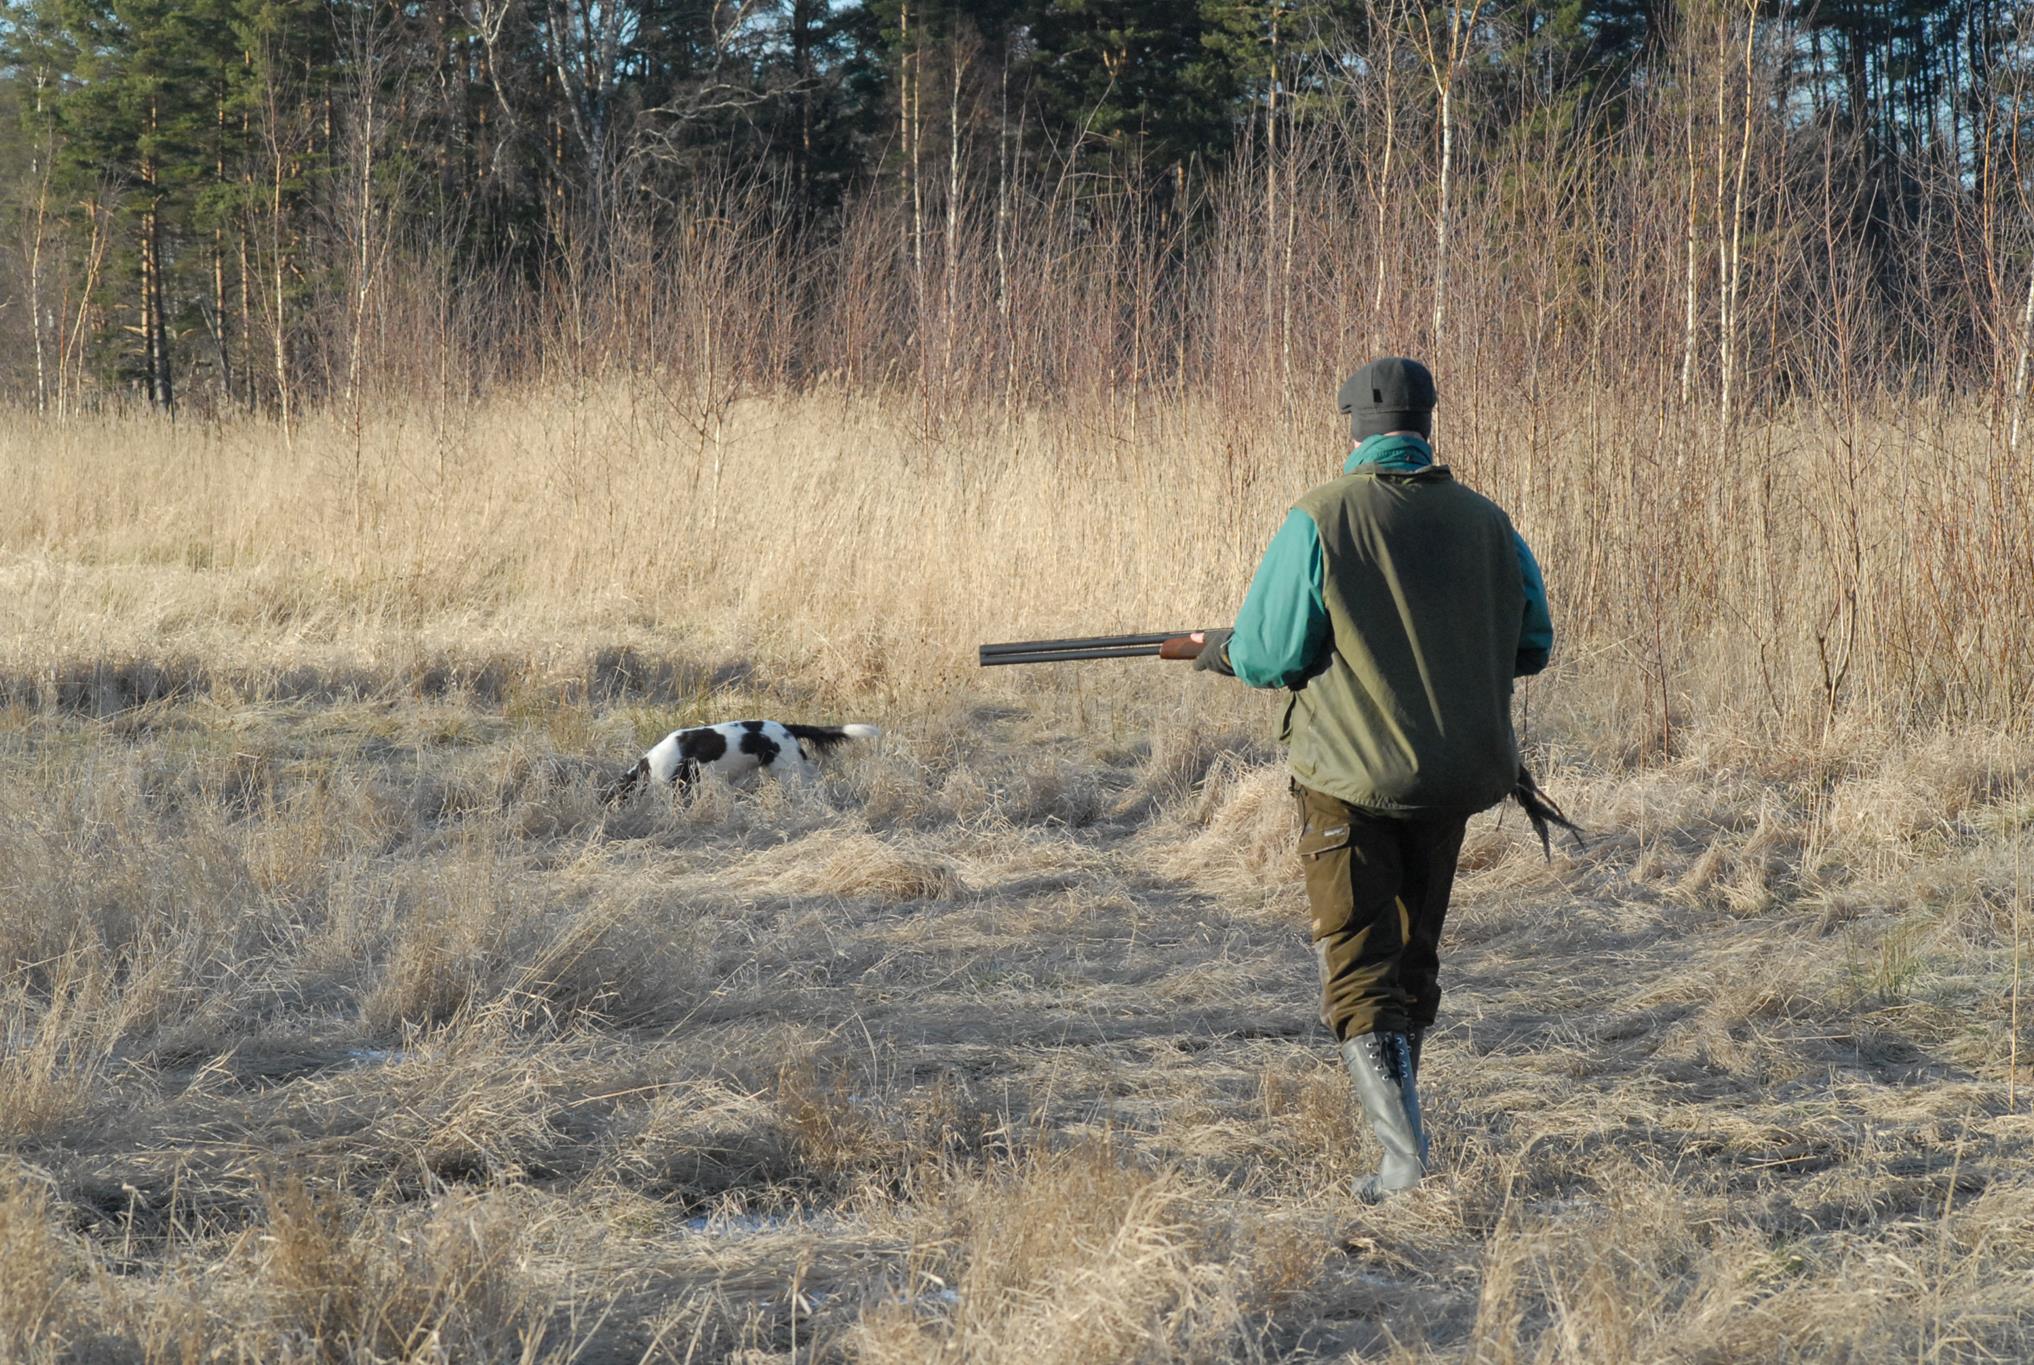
[1193,357,1552,1201]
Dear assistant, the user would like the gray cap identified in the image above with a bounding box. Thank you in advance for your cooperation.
[1337,357,1437,441]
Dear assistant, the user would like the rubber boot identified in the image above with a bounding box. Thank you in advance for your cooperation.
[1342,1031,1426,1203]
[1404,1026,1429,1167]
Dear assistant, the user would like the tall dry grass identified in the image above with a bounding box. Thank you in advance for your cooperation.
[3,386,2028,741]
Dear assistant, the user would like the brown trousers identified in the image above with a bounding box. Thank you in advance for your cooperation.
[1295,782,1469,1041]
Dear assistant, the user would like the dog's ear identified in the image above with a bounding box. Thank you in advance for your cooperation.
[602,757,650,806]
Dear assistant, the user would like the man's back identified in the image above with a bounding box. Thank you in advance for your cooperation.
[1287,463,1526,814]
[1203,356,1557,1205]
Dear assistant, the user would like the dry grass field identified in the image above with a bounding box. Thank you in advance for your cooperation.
[3,396,2031,1361]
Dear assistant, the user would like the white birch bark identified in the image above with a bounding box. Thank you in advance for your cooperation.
[904,5,923,289]
[28,167,49,415]
[2010,262,2034,451]
[944,41,963,387]
[1718,3,1759,438]
[348,88,376,418]
[271,146,293,448]
[65,205,111,420]
[1679,95,1700,409]
[1435,78,1453,343]
[1420,1,1484,350]
[1371,42,1397,336]
[1266,5,1286,397]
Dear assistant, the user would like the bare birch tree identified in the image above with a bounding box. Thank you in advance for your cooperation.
[1678,26,1704,410]
[1363,0,1408,348]
[1416,0,1486,348]
[1715,0,1760,438]
[22,76,56,416]
[2007,76,2034,452]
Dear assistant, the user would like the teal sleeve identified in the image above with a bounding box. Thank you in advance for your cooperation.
[1228,509,1331,689]
[1514,532,1553,676]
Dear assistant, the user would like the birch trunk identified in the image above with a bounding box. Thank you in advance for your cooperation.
[2010,261,2034,451]
[1421,1,1485,349]
[153,204,173,411]
[27,76,50,413]
[65,205,110,420]
[995,53,1009,329]
[944,41,963,390]
[1718,4,1759,439]
[271,143,293,446]
[903,5,923,287]
[1434,79,1453,344]
[142,201,172,410]
[144,88,173,411]
[28,166,49,414]
[1370,158,1394,331]
[348,81,377,420]
[238,226,252,411]
[997,53,1015,411]
[213,229,228,401]
[1371,29,1398,343]
[1678,96,1700,409]
[1265,6,1281,396]
[140,201,157,406]
[1282,137,1297,401]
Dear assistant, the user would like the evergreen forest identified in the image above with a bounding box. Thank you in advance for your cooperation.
[1,1,2029,424]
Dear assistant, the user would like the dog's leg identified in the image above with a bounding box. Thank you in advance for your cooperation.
[780,743,821,785]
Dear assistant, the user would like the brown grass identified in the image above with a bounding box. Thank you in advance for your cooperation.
[3,389,2032,733]
[0,671,2026,1360]
[0,398,2030,1359]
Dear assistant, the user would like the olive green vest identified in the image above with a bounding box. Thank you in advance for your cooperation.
[1284,465,1525,814]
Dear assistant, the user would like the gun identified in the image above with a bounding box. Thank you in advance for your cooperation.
[978,631,1209,666]
[979,628,1585,860]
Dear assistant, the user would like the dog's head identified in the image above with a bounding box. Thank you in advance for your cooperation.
[602,756,651,806]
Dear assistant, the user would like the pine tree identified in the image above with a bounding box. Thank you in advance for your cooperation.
[1025,0,1247,182]
[36,0,213,404]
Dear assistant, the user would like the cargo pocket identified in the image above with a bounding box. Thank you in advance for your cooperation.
[1296,815,1356,941]
[1296,819,1353,860]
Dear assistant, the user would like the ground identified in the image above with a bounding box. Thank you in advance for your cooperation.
[3,650,2029,1362]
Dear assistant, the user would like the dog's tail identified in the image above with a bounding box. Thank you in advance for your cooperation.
[1514,765,1586,861]
[783,722,881,752]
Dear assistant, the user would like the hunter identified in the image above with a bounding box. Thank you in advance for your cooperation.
[1192,357,1553,1202]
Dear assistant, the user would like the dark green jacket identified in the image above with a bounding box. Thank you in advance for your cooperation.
[1227,434,1550,814]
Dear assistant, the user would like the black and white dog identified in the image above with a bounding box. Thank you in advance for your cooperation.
[604,720,879,804]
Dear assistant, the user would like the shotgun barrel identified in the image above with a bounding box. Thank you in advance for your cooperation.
[979,631,1210,667]
[981,632,1180,658]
